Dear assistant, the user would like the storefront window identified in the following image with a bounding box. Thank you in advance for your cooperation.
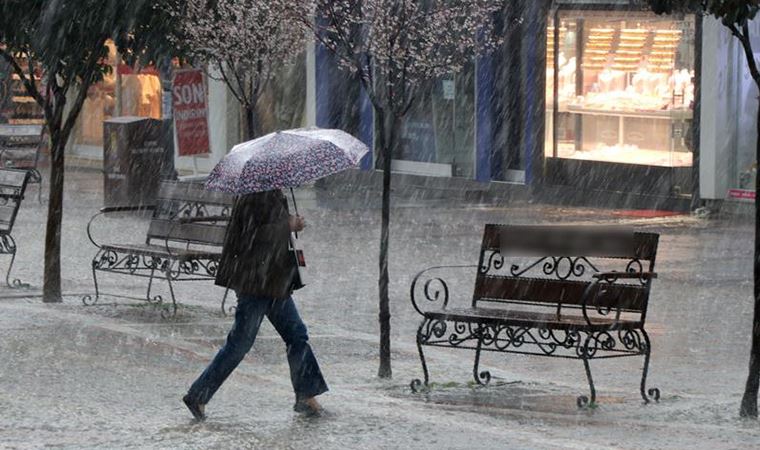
[118,67,161,119]
[546,10,696,168]
[73,41,162,148]
[391,64,476,178]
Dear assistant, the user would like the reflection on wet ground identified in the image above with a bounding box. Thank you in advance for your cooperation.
[1,170,759,448]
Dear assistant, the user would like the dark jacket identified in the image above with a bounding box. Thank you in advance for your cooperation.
[215,190,296,299]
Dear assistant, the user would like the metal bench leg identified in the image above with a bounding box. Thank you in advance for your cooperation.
[577,335,597,408]
[3,236,27,288]
[82,263,100,306]
[145,260,168,308]
[473,326,491,386]
[639,328,661,404]
[146,266,157,301]
[161,272,177,316]
[411,321,430,392]
[163,266,178,318]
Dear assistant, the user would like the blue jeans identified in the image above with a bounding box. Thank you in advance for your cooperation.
[186,294,328,405]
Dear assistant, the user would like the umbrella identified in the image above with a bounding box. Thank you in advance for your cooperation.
[205,127,369,196]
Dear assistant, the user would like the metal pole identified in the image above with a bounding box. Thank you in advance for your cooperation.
[290,187,299,239]
[290,187,299,215]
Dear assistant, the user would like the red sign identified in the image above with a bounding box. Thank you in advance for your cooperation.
[728,189,756,201]
[172,69,210,156]
[116,64,159,76]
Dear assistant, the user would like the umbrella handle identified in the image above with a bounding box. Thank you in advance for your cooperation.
[290,188,299,239]
[290,188,299,215]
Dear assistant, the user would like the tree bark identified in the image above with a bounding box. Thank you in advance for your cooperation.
[41,73,97,303]
[41,87,68,303]
[42,137,65,303]
[377,108,395,379]
[740,94,760,418]
[244,103,261,141]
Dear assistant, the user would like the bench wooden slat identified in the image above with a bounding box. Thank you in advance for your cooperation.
[158,181,234,205]
[427,308,641,330]
[1,137,41,146]
[147,219,227,246]
[482,224,659,260]
[101,243,221,260]
[473,276,648,311]
[0,169,28,188]
[0,205,18,225]
[1,149,38,159]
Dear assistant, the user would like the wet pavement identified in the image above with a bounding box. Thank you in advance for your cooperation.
[1,169,759,449]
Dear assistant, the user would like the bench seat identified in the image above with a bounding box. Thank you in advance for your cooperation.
[100,243,222,261]
[84,181,234,316]
[410,224,661,407]
[425,307,640,330]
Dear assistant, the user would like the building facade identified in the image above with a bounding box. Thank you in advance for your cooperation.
[2,1,749,210]
[314,0,758,210]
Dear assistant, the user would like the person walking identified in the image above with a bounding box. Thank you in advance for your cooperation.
[182,189,328,420]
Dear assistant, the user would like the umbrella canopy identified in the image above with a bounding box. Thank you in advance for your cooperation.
[205,127,369,195]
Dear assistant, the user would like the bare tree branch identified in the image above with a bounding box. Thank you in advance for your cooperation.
[218,62,246,106]
[0,48,47,113]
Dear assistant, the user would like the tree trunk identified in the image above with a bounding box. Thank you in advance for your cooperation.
[740,100,760,418]
[377,109,395,379]
[41,81,91,303]
[42,136,65,303]
[244,104,261,141]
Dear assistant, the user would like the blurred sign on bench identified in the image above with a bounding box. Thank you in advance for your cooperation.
[500,225,635,257]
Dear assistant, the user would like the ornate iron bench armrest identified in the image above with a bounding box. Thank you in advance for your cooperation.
[86,205,157,249]
[580,278,608,328]
[410,265,478,316]
[592,271,657,282]
[580,271,657,327]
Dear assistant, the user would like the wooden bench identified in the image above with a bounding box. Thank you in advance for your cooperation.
[410,224,660,407]
[0,124,43,203]
[83,181,234,316]
[0,168,29,288]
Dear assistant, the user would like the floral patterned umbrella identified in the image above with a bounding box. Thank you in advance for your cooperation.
[205,127,369,194]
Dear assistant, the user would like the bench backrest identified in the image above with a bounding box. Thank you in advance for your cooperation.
[0,169,29,233]
[146,181,235,247]
[475,224,659,323]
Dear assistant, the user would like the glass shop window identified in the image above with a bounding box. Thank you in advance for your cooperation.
[546,11,696,168]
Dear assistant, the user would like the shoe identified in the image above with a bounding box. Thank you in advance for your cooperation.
[182,394,206,421]
[293,397,324,417]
